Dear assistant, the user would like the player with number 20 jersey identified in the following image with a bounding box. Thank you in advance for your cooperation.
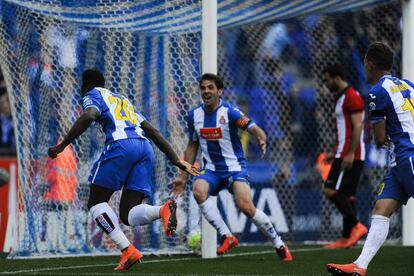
[82,87,152,194]
[48,70,198,271]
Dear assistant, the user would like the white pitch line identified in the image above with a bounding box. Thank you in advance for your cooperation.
[0,247,326,275]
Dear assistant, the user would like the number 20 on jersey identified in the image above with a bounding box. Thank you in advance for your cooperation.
[108,95,137,124]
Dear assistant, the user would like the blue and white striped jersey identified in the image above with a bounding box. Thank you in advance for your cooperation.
[368,75,414,166]
[82,87,146,144]
[187,100,256,172]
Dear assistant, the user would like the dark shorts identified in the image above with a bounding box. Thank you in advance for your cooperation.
[89,139,154,197]
[195,169,249,196]
[377,156,414,205]
[324,158,364,196]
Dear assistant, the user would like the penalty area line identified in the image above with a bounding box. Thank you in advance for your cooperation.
[0,247,326,275]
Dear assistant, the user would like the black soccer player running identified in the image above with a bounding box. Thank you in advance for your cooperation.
[48,69,199,270]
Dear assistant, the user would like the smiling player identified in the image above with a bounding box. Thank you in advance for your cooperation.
[172,73,292,261]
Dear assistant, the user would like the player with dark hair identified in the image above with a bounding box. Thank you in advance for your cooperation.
[172,73,292,261]
[322,64,368,249]
[327,42,414,275]
[48,69,199,271]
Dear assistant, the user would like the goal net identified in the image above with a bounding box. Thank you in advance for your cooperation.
[217,1,402,244]
[0,0,401,257]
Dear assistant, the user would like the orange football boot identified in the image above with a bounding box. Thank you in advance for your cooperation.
[326,263,366,276]
[160,199,177,237]
[275,245,293,262]
[114,244,143,271]
[345,222,368,248]
[217,235,239,255]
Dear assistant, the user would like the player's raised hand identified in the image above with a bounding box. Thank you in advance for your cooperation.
[48,144,65,159]
[257,137,266,159]
[171,177,186,198]
[174,160,200,176]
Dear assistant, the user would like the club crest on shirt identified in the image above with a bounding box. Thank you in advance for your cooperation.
[219,116,226,125]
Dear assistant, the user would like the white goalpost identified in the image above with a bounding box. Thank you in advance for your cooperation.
[402,0,414,246]
[201,0,218,259]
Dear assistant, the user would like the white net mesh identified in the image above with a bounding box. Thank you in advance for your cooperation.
[0,0,402,257]
[0,1,202,257]
[216,2,402,243]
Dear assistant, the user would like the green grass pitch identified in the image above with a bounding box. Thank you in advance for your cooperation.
[0,245,412,275]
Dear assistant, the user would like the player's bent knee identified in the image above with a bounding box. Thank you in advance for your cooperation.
[119,209,131,226]
[193,192,207,204]
[192,181,209,203]
[192,188,208,204]
[238,201,256,218]
[372,205,391,217]
[372,199,401,218]
[372,204,392,218]
[243,208,256,218]
[87,184,114,210]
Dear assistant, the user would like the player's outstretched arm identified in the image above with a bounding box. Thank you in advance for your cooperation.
[141,121,199,177]
[171,140,199,198]
[48,108,100,159]
[247,124,267,158]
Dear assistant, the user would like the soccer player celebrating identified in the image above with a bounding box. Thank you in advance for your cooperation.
[326,42,414,276]
[322,64,368,249]
[48,69,199,271]
[172,73,292,261]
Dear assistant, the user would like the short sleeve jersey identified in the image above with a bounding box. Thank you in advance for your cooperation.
[368,75,414,166]
[334,86,366,160]
[187,100,255,172]
[82,87,146,144]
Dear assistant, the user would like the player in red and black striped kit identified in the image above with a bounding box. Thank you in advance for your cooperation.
[322,64,368,249]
